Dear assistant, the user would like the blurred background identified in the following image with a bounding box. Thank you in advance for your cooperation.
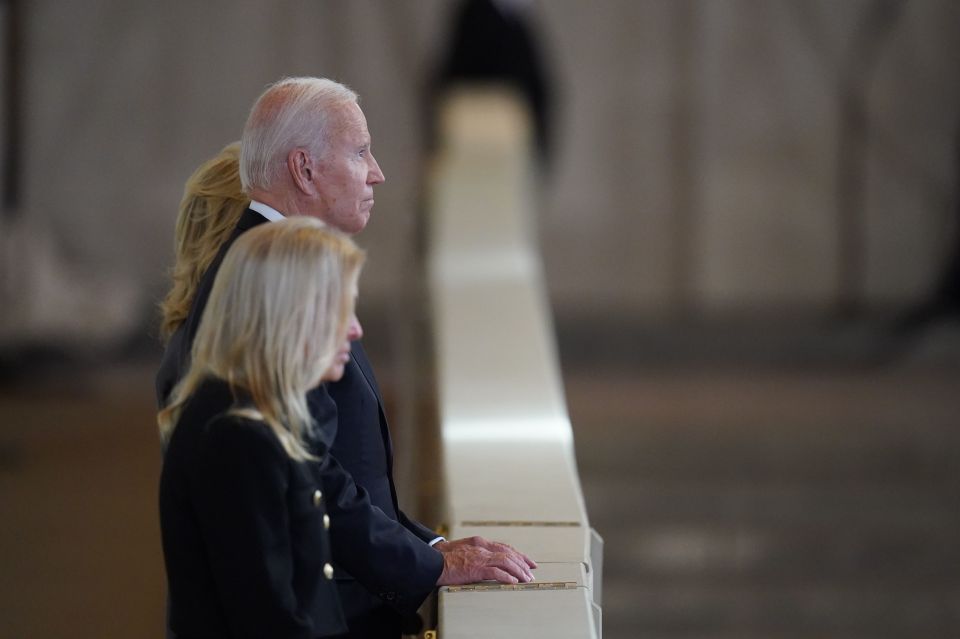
[1,1,959,637]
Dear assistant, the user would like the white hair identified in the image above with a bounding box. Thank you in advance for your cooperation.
[240,77,359,193]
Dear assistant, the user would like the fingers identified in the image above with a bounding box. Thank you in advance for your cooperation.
[481,566,518,584]
[436,546,535,586]
[494,551,535,583]
[484,541,538,569]
[458,536,539,570]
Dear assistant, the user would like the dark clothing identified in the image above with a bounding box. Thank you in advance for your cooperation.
[157,209,265,419]
[157,209,443,639]
[431,0,553,163]
[159,378,346,638]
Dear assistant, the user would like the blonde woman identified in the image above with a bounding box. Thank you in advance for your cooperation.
[159,141,248,342]
[158,217,364,638]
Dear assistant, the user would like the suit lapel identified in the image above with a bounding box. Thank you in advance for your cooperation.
[237,207,268,232]
[348,340,394,470]
[349,341,382,402]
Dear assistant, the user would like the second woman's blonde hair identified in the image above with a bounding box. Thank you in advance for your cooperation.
[158,217,365,461]
[160,142,249,340]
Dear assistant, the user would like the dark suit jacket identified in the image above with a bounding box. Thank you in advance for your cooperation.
[156,209,443,636]
[159,378,346,638]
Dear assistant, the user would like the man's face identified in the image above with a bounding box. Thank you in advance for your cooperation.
[312,102,385,234]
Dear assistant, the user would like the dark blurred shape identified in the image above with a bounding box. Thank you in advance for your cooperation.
[831,0,903,316]
[428,0,553,165]
[896,123,960,331]
[2,0,23,215]
[400,610,423,636]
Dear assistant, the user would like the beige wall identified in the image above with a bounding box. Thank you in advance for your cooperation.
[538,0,960,315]
[1,0,958,347]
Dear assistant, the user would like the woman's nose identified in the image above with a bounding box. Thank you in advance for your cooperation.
[347,315,363,341]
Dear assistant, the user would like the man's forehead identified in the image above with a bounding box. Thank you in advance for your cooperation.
[330,102,370,140]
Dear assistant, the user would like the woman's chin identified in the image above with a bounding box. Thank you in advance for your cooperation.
[319,364,345,384]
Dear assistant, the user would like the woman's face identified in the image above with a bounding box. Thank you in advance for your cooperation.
[319,311,363,383]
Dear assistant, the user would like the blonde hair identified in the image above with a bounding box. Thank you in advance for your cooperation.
[159,142,249,341]
[158,218,365,461]
[240,77,358,192]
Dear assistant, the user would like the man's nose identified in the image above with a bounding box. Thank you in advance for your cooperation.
[368,154,385,185]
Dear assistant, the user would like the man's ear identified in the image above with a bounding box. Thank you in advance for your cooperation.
[287,149,316,195]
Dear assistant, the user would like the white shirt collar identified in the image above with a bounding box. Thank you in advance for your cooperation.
[248,200,286,222]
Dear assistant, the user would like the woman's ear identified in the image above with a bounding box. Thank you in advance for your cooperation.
[287,148,316,195]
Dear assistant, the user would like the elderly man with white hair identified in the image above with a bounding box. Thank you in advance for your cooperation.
[157,76,535,639]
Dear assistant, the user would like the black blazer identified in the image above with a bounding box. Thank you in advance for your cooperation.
[156,209,443,628]
[159,378,346,638]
